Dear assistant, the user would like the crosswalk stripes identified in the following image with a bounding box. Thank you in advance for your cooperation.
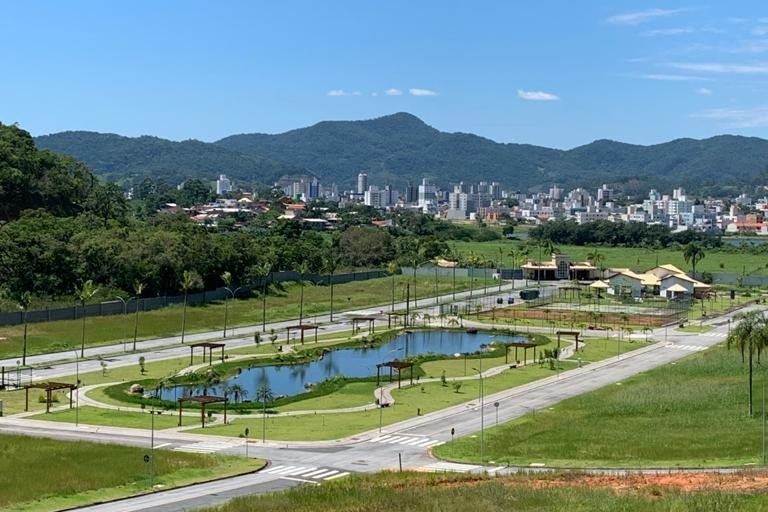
[260,465,350,481]
[172,440,241,454]
[665,343,706,352]
[368,434,445,448]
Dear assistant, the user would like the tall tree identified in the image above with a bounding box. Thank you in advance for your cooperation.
[726,310,768,417]
[221,270,241,338]
[76,280,99,357]
[322,249,341,322]
[683,242,706,276]
[132,281,144,351]
[17,291,31,365]
[180,270,203,344]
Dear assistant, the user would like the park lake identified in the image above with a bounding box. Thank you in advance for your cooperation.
[158,330,528,401]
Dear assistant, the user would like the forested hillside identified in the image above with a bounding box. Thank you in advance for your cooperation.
[35,113,768,194]
[34,130,300,187]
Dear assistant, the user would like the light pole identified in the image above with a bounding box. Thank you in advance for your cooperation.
[73,350,80,427]
[472,365,484,465]
[223,285,242,338]
[116,296,135,352]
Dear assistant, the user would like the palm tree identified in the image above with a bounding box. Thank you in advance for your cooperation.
[508,247,528,289]
[132,281,144,351]
[297,262,310,326]
[228,383,248,404]
[683,242,706,277]
[587,249,606,278]
[323,249,341,321]
[76,280,99,357]
[387,261,400,313]
[447,316,460,328]
[256,384,274,442]
[422,313,433,327]
[14,291,32,366]
[180,270,203,344]
[251,260,272,333]
[726,310,768,416]
[221,270,241,338]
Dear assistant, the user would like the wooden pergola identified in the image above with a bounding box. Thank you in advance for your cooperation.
[190,342,225,365]
[376,360,415,389]
[349,315,377,334]
[24,381,77,413]
[177,395,228,428]
[499,341,538,365]
[285,324,319,344]
[556,330,582,353]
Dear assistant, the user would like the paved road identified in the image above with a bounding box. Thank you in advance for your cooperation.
[0,281,538,385]
[0,291,748,512]
[0,302,750,511]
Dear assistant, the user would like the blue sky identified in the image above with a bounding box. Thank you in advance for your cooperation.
[2,1,768,148]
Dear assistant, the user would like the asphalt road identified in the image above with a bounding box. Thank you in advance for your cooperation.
[0,289,751,511]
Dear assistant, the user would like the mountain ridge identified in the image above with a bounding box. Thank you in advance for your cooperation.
[33,113,768,194]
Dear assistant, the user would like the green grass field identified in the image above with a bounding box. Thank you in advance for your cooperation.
[193,471,768,512]
[0,274,477,359]
[452,240,768,277]
[435,344,764,467]
[28,406,185,429]
[0,433,262,512]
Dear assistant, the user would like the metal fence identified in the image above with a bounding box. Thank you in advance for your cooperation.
[0,269,387,327]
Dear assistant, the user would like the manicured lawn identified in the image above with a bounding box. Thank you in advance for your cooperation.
[435,344,765,467]
[28,406,183,429]
[0,275,478,359]
[0,433,262,512]
[191,363,571,441]
[677,325,713,333]
[453,240,768,276]
[193,471,768,512]
[277,382,378,411]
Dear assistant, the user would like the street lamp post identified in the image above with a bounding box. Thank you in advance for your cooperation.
[472,365,484,465]
[115,296,135,352]
[73,350,80,427]
[223,286,242,338]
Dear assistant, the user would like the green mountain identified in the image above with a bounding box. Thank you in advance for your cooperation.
[34,131,301,187]
[34,113,768,193]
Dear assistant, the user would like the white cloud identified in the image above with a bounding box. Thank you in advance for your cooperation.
[753,25,768,36]
[326,89,361,96]
[693,106,768,127]
[638,73,711,81]
[695,87,713,94]
[607,8,686,26]
[409,88,438,96]
[669,62,768,73]
[371,92,379,97]
[385,88,403,96]
[642,26,721,36]
[517,89,560,101]
[733,39,768,53]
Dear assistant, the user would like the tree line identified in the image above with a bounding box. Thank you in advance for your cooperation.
[529,219,722,249]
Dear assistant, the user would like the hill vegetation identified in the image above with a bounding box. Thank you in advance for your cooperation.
[35,113,768,193]
[34,130,300,187]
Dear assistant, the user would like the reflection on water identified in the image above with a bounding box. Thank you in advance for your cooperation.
[159,330,527,401]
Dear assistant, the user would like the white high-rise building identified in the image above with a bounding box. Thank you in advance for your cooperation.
[357,173,368,194]
[417,178,436,207]
[216,174,232,195]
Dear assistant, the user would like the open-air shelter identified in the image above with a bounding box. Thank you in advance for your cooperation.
[23,381,77,413]
[189,342,225,365]
[386,311,408,328]
[500,341,538,365]
[286,324,319,344]
[349,315,377,334]
[376,360,415,389]
[556,330,582,353]
[177,395,228,428]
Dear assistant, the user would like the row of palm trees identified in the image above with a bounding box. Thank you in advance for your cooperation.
[726,310,768,417]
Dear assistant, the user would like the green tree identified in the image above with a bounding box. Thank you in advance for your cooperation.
[131,281,145,351]
[76,280,99,357]
[180,270,203,344]
[683,242,706,276]
[221,270,241,338]
[16,291,31,365]
[726,310,768,417]
[322,248,341,322]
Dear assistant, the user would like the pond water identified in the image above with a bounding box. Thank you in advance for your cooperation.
[159,330,527,401]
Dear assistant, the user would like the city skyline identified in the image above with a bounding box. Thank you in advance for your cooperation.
[3,2,768,148]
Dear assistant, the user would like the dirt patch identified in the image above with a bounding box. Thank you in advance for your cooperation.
[493,308,670,328]
[507,472,768,493]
